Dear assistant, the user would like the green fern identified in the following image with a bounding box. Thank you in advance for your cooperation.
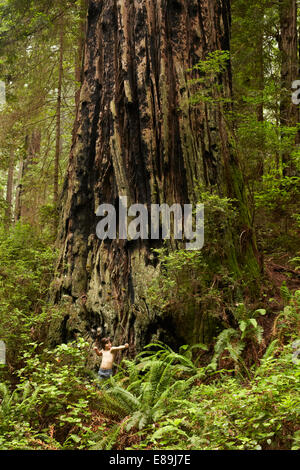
[263,339,279,360]
[96,344,194,431]
[91,423,121,450]
[105,386,139,414]
[280,282,291,304]
[95,342,207,434]
[0,382,20,419]
[151,424,188,442]
[210,328,239,368]
[0,382,10,419]
[97,391,130,419]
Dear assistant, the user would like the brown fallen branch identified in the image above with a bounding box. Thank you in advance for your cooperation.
[269,262,300,278]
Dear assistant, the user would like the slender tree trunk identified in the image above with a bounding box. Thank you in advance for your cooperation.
[279,0,299,176]
[257,32,265,177]
[14,130,41,223]
[5,148,14,227]
[54,16,64,208]
[14,145,25,222]
[75,0,88,107]
[51,0,260,351]
[231,0,265,178]
[26,129,41,223]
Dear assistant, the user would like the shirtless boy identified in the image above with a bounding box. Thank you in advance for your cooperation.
[94,337,129,380]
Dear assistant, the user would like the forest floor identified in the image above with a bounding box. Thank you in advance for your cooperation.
[263,254,300,339]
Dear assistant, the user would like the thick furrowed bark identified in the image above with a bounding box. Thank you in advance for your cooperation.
[51,0,260,354]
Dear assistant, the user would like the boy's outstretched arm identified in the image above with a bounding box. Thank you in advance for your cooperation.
[93,346,103,357]
[111,343,129,352]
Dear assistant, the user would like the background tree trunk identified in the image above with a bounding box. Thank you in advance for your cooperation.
[279,0,299,176]
[75,0,88,108]
[54,16,64,210]
[14,150,24,223]
[51,0,260,352]
[14,130,41,223]
[5,147,14,227]
[231,0,266,179]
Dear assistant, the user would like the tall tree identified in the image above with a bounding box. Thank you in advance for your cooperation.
[18,129,41,223]
[231,0,267,180]
[4,147,14,226]
[0,1,83,230]
[51,0,260,349]
[279,0,299,176]
[54,14,64,209]
[75,0,88,107]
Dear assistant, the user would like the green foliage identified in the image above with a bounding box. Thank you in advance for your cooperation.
[289,253,300,271]
[0,338,102,450]
[0,0,82,229]
[0,223,57,365]
[209,303,266,378]
[275,287,300,343]
[147,192,239,322]
[254,170,300,214]
[147,247,208,311]
[146,195,240,344]
[174,341,299,450]
[90,424,122,451]
[0,291,299,451]
[187,50,231,106]
[100,343,199,433]
[93,331,299,451]
[0,0,299,454]
[90,292,299,451]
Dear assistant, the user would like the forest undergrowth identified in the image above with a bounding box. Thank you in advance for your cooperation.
[0,223,299,451]
[0,0,300,453]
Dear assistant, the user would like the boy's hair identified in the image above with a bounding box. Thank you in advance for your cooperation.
[100,337,111,349]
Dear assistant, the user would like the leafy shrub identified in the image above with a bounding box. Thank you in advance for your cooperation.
[209,303,266,377]
[0,223,57,367]
[92,293,299,450]
[0,338,101,450]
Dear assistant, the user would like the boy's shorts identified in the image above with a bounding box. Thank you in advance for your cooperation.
[98,368,113,380]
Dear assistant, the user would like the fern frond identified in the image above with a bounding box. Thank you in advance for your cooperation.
[280,282,291,304]
[106,386,140,415]
[138,410,151,430]
[22,384,42,416]
[91,424,121,450]
[154,362,174,402]
[127,379,143,394]
[141,360,164,406]
[0,382,10,418]
[0,382,9,403]
[226,341,245,363]
[151,424,188,441]
[215,328,239,353]
[125,410,142,431]
[210,328,239,367]
[97,390,130,418]
[263,339,279,360]
[21,381,31,402]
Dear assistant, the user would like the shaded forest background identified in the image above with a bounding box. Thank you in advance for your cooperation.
[0,0,299,451]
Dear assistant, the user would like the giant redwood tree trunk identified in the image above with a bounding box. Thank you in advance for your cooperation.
[51,0,260,353]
